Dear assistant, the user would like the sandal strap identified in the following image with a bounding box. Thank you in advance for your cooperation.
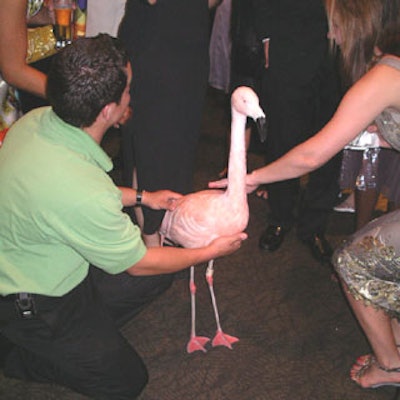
[374,359,400,373]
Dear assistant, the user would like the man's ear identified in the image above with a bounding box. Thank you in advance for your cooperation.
[101,103,117,122]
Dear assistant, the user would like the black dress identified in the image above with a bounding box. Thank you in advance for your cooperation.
[119,0,210,234]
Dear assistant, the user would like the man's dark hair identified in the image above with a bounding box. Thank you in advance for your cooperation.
[47,34,129,127]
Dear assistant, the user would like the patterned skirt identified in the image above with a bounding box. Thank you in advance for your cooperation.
[333,209,400,319]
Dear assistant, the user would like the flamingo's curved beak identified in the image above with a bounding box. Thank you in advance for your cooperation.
[256,116,268,143]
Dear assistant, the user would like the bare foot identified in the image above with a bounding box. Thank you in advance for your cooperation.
[351,357,400,388]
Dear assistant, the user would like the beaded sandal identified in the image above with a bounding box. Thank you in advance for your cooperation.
[354,345,400,368]
[352,355,400,388]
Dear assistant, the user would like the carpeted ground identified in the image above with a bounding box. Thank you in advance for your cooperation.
[0,88,398,400]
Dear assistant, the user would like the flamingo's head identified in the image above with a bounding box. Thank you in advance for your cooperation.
[231,86,268,142]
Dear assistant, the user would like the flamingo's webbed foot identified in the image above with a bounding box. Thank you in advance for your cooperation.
[186,335,210,354]
[212,329,239,349]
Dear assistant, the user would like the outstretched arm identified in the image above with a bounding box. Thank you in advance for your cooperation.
[0,0,47,97]
[210,62,400,191]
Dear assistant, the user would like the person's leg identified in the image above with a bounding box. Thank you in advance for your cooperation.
[391,319,400,346]
[343,288,400,387]
[2,273,149,399]
[298,154,342,237]
[355,188,379,230]
[91,266,173,327]
[297,49,342,262]
[297,153,342,262]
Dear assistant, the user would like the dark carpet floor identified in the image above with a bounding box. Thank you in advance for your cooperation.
[1,88,399,400]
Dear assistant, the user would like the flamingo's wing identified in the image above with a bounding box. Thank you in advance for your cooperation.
[160,190,226,248]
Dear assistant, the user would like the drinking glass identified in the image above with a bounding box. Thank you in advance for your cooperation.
[53,0,74,48]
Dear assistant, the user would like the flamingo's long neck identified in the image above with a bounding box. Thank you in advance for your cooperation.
[226,108,247,204]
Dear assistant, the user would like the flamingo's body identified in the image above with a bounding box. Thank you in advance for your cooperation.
[160,86,266,353]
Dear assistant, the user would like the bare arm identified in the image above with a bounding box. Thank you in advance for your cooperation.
[127,232,248,275]
[247,63,400,186]
[0,0,47,97]
[209,62,400,192]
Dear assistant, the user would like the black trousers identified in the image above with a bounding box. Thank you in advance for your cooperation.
[260,49,342,239]
[0,267,173,400]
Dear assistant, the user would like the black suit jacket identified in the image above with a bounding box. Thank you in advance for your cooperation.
[252,0,329,82]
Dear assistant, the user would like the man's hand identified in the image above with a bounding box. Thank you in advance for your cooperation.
[143,190,183,210]
[208,232,248,259]
[115,106,132,128]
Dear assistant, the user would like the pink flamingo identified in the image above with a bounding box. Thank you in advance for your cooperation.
[160,87,266,353]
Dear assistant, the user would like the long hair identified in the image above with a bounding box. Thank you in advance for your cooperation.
[325,0,384,83]
[377,0,400,55]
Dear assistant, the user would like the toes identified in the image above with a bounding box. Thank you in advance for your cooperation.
[350,357,374,386]
[356,354,373,367]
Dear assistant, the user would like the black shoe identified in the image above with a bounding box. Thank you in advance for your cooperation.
[303,234,333,263]
[259,225,288,252]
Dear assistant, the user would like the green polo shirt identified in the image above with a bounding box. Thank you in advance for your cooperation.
[0,107,146,296]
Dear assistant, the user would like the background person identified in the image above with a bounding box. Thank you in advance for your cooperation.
[252,0,343,263]
[118,0,218,247]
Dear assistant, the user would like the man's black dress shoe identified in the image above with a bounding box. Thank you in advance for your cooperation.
[303,234,333,263]
[259,225,287,252]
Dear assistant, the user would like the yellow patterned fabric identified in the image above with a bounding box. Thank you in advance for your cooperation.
[333,210,400,319]
[26,25,57,64]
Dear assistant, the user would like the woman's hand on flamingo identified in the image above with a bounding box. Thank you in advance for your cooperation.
[208,174,259,194]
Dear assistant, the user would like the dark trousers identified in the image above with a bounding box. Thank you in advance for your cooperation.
[261,49,342,239]
[266,153,342,239]
[1,267,173,399]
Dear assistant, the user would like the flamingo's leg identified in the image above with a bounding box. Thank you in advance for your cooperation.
[187,266,210,353]
[205,260,239,349]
